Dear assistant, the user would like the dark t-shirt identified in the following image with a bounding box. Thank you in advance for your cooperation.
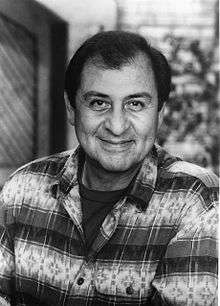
[79,182,128,250]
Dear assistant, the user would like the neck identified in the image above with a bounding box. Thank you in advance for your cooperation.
[82,156,140,191]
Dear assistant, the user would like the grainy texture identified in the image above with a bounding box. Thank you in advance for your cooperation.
[0,13,35,166]
[0,145,218,305]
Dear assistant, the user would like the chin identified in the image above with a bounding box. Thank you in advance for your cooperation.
[100,159,138,173]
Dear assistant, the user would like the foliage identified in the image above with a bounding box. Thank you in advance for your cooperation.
[157,35,219,175]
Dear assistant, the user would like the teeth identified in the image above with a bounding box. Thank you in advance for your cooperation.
[101,139,130,144]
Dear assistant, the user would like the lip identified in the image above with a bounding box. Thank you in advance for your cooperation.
[103,140,131,144]
[98,138,134,151]
[99,138,133,144]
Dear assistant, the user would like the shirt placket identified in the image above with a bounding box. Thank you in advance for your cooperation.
[87,197,127,260]
[60,183,86,253]
[66,198,127,300]
[67,259,95,299]
[61,183,127,301]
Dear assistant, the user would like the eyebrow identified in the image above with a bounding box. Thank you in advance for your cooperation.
[83,91,109,100]
[124,92,152,100]
[82,91,152,101]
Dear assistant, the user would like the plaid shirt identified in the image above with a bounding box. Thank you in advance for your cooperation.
[0,146,218,306]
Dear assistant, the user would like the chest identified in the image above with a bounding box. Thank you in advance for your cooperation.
[13,212,174,305]
[12,192,180,304]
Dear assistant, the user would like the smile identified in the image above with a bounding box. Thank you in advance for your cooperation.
[98,138,134,152]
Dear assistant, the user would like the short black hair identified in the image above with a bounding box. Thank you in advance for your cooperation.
[65,31,171,111]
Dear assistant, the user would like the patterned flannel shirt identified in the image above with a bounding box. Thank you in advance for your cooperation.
[0,145,218,306]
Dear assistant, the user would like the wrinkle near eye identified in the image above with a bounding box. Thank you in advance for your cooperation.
[124,98,152,112]
[89,99,111,111]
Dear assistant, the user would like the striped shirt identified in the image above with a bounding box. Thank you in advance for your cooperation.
[0,146,218,305]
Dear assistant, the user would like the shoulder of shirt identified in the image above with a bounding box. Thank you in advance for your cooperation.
[0,149,78,209]
[165,160,219,188]
[0,150,77,217]
[155,144,219,188]
[1,149,77,196]
[10,149,75,177]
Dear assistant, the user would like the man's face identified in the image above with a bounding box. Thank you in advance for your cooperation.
[70,53,160,172]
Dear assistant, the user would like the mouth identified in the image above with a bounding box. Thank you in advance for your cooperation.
[98,138,134,151]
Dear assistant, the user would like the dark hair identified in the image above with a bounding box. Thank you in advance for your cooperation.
[65,31,171,111]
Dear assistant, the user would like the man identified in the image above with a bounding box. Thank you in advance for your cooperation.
[0,31,218,305]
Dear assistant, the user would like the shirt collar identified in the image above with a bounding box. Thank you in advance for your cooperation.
[50,147,81,197]
[127,145,158,211]
[51,146,159,211]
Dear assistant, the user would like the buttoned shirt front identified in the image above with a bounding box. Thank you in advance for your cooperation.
[0,146,218,305]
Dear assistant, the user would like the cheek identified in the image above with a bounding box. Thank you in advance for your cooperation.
[133,114,158,140]
[75,110,92,132]
[75,111,103,138]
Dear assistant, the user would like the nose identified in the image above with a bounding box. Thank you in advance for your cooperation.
[104,109,129,136]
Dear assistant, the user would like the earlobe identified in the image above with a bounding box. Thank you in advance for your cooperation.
[64,92,75,126]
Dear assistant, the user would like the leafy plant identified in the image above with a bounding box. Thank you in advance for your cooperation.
[157,35,219,174]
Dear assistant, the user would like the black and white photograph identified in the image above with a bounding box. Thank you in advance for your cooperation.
[0,0,218,305]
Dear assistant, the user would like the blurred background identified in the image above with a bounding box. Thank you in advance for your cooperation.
[0,0,219,187]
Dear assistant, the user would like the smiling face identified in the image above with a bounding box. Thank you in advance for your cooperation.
[68,53,161,173]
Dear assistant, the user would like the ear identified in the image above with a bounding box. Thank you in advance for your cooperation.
[158,103,166,129]
[64,92,75,126]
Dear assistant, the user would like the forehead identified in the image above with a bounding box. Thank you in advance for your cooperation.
[79,53,156,94]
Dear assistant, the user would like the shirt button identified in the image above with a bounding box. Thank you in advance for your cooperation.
[77,277,84,285]
[126,285,134,295]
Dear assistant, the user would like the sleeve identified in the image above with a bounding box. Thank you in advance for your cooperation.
[151,181,218,306]
[0,187,15,305]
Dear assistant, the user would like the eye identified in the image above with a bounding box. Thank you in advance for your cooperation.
[89,99,111,111]
[126,100,146,111]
